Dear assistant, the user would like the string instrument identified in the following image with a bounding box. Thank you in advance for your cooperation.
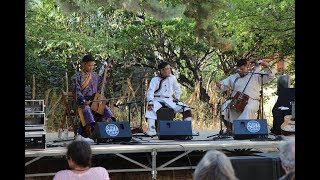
[216,82,249,113]
[281,100,295,135]
[230,91,249,112]
[90,63,112,115]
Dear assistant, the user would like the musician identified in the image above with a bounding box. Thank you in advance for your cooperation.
[145,61,198,136]
[71,54,116,139]
[216,58,275,135]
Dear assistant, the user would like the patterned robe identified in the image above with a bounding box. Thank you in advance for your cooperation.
[71,70,114,125]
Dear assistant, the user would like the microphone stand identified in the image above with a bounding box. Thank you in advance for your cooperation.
[207,97,232,140]
[174,102,195,120]
[250,72,269,119]
[115,101,142,128]
[124,75,154,134]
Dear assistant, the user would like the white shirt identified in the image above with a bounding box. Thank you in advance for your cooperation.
[146,74,181,101]
[219,67,275,99]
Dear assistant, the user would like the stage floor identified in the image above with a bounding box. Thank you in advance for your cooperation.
[25,129,290,179]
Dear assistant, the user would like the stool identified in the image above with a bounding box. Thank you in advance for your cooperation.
[156,107,175,132]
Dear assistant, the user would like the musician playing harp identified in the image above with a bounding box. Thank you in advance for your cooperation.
[71,54,116,140]
[216,58,275,135]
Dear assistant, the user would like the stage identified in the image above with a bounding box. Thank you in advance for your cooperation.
[25,130,288,179]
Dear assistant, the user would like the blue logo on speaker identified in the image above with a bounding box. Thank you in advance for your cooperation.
[246,120,261,133]
[105,124,119,137]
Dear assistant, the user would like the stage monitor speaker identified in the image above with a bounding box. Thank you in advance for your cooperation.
[93,121,132,144]
[233,119,268,140]
[158,120,192,140]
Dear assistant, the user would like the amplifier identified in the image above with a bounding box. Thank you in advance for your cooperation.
[25,100,45,113]
[25,131,46,150]
[25,112,46,126]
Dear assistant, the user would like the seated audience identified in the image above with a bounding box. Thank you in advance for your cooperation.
[278,137,295,180]
[53,140,110,180]
[194,149,238,180]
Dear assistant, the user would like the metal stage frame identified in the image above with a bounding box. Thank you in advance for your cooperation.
[25,137,283,179]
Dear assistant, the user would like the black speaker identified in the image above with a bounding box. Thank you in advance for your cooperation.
[93,121,132,144]
[158,120,192,140]
[230,152,284,180]
[233,119,268,140]
[156,107,175,132]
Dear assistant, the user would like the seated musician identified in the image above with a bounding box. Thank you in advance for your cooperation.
[145,61,198,137]
[71,54,116,141]
[216,58,275,135]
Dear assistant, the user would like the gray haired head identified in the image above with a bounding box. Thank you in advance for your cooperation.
[193,150,238,180]
[278,137,295,173]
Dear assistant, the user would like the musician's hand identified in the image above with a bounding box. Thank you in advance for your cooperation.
[83,100,91,105]
[104,62,112,69]
[259,61,269,68]
[147,105,154,111]
[147,100,154,111]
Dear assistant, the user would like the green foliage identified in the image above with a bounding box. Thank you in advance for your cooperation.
[26,0,295,129]
[215,0,294,57]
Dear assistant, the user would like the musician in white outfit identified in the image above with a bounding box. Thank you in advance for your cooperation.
[216,58,275,134]
[145,61,198,136]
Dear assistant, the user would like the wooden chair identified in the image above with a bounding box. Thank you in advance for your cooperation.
[59,91,79,138]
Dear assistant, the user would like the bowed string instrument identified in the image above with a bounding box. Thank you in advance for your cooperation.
[90,63,112,115]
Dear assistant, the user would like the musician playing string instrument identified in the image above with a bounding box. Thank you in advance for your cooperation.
[71,54,116,140]
[216,58,275,135]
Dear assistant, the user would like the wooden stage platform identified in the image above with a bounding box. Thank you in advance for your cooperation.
[25,130,289,179]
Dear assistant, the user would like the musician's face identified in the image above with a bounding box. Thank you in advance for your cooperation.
[82,61,96,72]
[238,63,249,76]
[160,65,171,77]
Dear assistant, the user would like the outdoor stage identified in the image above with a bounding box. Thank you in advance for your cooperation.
[25,130,288,179]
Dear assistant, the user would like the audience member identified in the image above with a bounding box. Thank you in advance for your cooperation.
[278,137,295,180]
[194,149,238,180]
[53,140,110,180]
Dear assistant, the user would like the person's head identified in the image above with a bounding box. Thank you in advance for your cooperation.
[66,140,92,169]
[81,54,96,73]
[158,61,171,77]
[235,58,249,76]
[193,150,238,180]
[278,137,295,173]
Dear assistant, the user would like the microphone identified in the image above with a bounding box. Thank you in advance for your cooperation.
[255,59,263,67]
